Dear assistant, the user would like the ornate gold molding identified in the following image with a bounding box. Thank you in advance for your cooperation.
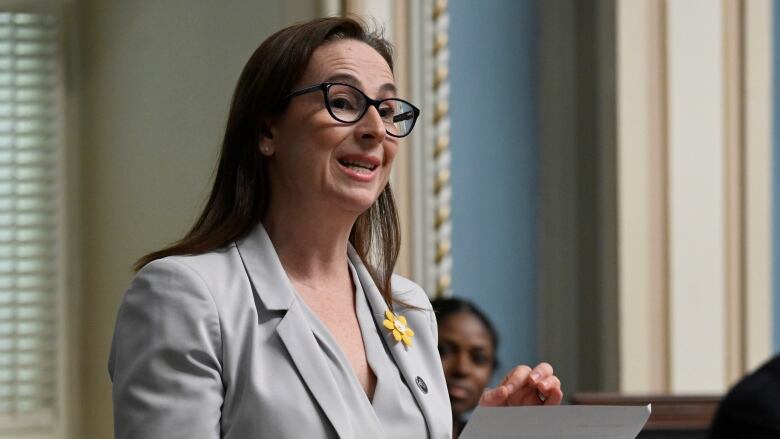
[430,0,451,297]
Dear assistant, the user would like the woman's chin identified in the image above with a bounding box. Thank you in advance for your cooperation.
[332,190,382,213]
[450,399,476,418]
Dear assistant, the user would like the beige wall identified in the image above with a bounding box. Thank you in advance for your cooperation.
[617,0,773,394]
[77,2,317,437]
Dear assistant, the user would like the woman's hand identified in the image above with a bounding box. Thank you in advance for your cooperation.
[478,362,563,406]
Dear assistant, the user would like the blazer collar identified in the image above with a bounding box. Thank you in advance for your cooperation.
[275,301,355,438]
[236,225,443,438]
[347,246,445,439]
[235,224,354,437]
[235,223,295,311]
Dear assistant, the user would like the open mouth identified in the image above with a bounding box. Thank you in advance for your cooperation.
[338,159,378,175]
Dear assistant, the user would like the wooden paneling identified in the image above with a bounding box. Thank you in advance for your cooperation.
[572,393,720,433]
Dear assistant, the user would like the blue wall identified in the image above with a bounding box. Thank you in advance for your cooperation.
[774,0,780,353]
[449,0,538,378]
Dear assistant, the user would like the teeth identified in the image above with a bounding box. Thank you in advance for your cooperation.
[349,165,372,175]
[339,159,377,171]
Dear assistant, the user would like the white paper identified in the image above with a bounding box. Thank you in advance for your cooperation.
[459,404,651,439]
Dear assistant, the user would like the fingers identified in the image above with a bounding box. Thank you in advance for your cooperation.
[536,375,563,406]
[479,362,564,408]
[500,365,532,390]
[528,362,554,384]
[479,363,534,407]
[478,385,510,407]
[496,365,528,406]
[504,362,562,406]
[532,363,563,406]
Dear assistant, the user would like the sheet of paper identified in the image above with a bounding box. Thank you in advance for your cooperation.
[460,404,651,439]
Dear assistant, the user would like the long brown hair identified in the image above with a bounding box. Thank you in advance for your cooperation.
[135,17,401,306]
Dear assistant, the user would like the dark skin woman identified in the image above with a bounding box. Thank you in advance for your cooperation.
[433,298,563,437]
[433,298,500,437]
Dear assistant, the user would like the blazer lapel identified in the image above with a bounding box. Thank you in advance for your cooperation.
[236,225,353,438]
[276,301,353,438]
[348,246,444,439]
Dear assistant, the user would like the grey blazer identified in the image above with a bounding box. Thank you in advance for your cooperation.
[109,225,452,439]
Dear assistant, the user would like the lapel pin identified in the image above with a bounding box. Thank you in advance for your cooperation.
[383,309,415,348]
[415,376,428,394]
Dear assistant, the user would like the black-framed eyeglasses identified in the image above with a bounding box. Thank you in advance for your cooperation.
[285,82,420,138]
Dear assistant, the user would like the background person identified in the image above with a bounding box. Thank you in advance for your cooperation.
[432,297,501,437]
[708,354,780,439]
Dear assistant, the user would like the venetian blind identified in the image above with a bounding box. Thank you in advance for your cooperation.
[0,9,59,433]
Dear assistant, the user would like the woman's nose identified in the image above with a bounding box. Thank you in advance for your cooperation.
[354,105,387,142]
[454,351,472,375]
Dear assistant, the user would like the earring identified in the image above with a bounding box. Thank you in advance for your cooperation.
[261,145,273,155]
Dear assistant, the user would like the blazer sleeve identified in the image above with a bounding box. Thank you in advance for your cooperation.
[109,258,224,439]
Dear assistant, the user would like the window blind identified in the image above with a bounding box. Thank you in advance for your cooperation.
[0,10,59,432]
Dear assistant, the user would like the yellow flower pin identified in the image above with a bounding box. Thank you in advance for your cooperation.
[383,309,415,348]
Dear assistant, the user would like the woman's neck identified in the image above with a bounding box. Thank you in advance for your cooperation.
[452,415,464,439]
[262,204,356,285]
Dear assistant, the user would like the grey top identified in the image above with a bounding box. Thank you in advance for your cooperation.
[295,262,430,438]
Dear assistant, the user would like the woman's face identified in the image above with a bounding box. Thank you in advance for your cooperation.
[438,311,496,418]
[265,39,398,217]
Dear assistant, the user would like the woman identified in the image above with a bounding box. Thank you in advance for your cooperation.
[431,298,505,437]
[109,17,562,439]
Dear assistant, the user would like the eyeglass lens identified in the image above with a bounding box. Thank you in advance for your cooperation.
[325,84,416,136]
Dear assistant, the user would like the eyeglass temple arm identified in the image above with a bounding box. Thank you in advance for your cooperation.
[284,84,324,100]
[393,109,418,123]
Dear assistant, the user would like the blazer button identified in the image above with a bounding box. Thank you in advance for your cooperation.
[415,376,428,394]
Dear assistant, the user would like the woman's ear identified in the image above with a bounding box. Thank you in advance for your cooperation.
[259,137,274,156]
[259,123,275,156]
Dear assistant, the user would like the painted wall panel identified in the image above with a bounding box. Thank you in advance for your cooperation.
[773,0,780,354]
[666,0,726,393]
[449,0,538,377]
[616,0,669,393]
[743,0,773,370]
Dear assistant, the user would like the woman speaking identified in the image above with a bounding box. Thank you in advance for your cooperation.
[109,16,562,438]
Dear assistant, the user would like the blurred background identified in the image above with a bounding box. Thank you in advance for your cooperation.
[0,0,777,437]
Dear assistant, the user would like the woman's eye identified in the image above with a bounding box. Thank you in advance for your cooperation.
[471,351,491,366]
[438,344,453,358]
[378,103,396,120]
[330,96,356,111]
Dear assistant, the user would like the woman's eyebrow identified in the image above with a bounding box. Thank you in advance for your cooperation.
[324,73,397,95]
[325,73,359,86]
[379,82,397,95]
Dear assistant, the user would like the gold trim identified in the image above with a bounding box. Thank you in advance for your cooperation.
[433,100,449,124]
[434,169,450,194]
[433,65,449,89]
[433,34,448,55]
[649,0,671,394]
[722,0,746,386]
[433,0,447,19]
[434,205,450,229]
[436,273,452,294]
[431,0,451,297]
[434,135,450,158]
[435,239,451,263]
